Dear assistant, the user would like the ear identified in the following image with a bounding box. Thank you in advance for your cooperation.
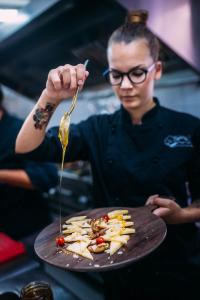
[154,61,162,80]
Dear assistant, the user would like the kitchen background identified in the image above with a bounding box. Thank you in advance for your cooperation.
[1,0,200,217]
[0,0,200,299]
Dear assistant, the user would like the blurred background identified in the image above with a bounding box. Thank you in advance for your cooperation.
[0,0,200,299]
[1,0,200,217]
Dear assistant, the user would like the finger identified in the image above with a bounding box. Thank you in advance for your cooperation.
[153,197,173,208]
[152,207,170,217]
[69,67,78,90]
[145,194,159,205]
[76,64,86,86]
[78,71,90,92]
[85,70,89,78]
[49,68,62,90]
[46,77,55,91]
[61,65,71,88]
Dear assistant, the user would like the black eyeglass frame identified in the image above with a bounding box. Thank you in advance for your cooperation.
[103,62,155,86]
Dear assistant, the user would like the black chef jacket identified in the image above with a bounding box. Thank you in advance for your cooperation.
[0,112,58,239]
[19,99,200,276]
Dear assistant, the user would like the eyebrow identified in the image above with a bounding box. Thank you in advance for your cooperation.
[110,64,146,73]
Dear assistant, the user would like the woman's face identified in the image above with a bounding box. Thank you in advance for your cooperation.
[107,38,162,112]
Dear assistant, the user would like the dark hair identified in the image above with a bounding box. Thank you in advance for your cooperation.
[108,10,160,61]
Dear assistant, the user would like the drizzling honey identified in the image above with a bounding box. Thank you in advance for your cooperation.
[58,112,70,181]
[58,60,89,234]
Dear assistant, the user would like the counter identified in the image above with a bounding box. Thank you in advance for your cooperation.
[0,233,78,299]
[0,232,104,300]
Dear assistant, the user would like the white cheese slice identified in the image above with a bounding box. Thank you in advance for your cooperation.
[108,210,128,219]
[67,241,93,260]
[65,216,87,224]
[109,241,122,255]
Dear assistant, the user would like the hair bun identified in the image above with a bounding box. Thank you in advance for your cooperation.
[126,10,148,25]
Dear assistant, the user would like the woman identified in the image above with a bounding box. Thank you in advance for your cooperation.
[16,10,200,300]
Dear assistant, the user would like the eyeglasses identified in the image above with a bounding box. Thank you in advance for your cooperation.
[103,63,155,86]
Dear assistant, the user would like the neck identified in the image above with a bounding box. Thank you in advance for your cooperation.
[126,99,155,124]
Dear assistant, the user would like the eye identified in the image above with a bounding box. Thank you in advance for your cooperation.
[110,71,121,79]
[130,69,145,77]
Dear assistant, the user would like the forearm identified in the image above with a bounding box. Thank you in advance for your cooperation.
[15,63,88,154]
[181,200,200,223]
[15,90,57,153]
[0,169,34,189]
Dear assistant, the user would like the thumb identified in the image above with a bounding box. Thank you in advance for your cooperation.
[153,207,170,217]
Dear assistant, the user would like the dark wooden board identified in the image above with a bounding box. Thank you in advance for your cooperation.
[34,207,167,272]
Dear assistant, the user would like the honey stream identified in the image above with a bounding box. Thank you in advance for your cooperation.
[58,60,89,234]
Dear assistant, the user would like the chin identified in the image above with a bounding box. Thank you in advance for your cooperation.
[121,100,141,110]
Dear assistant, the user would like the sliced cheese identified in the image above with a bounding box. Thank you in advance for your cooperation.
[123,215,131,220]
[106,227,121,237]
[63,228,89,235]
[120,228,135,235]
[109,241,122,255]
[103,234,129,244]
[111,235,129,244]
[67,241,93,260]
[70,219,91,226]
[108,210,128,219]
[61,209,135,260]
[107,220,133,227]
[81,248,94,260]
[64,232,90,243]
[124,221,134,227]
[65,216,87,224]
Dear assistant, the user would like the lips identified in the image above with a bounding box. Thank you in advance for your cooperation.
[121,96,136,101]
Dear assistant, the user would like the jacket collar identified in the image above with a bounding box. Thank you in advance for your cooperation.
[119,97,162,128]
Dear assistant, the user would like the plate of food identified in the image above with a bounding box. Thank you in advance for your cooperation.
[34,206,167,272]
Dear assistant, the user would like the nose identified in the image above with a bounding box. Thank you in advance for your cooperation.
[120,75,133,89]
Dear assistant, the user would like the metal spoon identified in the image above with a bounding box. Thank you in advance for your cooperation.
[58,59,89,150]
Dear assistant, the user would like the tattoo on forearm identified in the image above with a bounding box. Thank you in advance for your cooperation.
[33,103,55,129]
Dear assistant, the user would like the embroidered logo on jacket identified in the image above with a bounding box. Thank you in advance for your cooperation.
[164,135,193,148]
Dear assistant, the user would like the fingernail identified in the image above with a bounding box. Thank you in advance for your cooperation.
[78,80,83,85]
